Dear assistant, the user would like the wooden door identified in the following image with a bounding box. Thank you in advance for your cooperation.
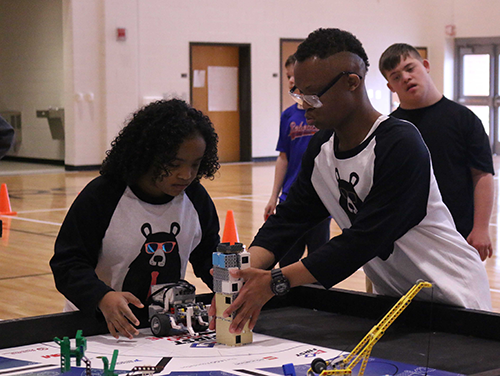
[281,40,302,112]
[191,45,240,162]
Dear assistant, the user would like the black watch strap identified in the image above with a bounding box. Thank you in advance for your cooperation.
[271,268,283,279]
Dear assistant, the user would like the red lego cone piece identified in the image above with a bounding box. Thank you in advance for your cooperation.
[222,209,239,245]
[0,184,17,215]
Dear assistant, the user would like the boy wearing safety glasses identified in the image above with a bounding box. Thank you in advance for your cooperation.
[210,28,492,335]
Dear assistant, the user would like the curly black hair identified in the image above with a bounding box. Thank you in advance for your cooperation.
[295,28,370,71]
[100,99,219,184]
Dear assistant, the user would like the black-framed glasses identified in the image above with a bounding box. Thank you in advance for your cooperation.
[289,71,363,108]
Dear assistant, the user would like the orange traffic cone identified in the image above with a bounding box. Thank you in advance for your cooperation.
[0,183,17,215]
[222,209,239,245]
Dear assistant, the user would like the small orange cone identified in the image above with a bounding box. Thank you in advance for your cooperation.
[0,183,17,215]
[222,209,239,245]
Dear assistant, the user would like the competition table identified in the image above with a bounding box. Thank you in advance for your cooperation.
[2,285,500,376]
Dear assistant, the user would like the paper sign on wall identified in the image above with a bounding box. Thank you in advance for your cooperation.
[193,70,206,88]
[208,66,238,112]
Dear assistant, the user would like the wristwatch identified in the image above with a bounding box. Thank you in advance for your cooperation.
[270,268,290,296]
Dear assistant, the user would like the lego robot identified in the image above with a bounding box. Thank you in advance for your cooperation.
[148,279,209,337]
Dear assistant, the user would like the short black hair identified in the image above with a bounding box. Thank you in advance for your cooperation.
[100,99,219,184]
[295,28,369,70]
[379,43,423,78]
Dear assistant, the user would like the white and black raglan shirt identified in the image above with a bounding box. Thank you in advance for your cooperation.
[251,115,492,311]
[50,176,219,322]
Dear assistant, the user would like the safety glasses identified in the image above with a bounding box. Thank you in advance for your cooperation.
[289,71,362,108]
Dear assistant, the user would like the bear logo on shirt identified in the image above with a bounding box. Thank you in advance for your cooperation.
[122,222,181,305]
[335,168,362,223]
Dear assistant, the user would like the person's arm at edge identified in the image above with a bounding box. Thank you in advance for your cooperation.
[264,153,288,220]
[467,168,494,260]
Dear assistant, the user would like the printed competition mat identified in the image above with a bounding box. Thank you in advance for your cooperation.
[0,330,463,376]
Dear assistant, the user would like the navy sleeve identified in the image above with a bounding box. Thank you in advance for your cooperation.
[50,177,126,314]
[251,130,332,261]
[302,121,431,288]
[186,182,220,291]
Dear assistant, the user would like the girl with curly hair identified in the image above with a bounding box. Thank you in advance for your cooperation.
[51,99,220,339]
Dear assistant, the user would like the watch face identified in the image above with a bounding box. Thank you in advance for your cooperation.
[271,269,290,296]
[275,283,287,293]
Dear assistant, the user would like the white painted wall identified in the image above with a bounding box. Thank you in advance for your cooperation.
[133,0,433,160]
[63,0,107,167]
[98,0,444,162]
[0,0,64,160]
[2,0,500,167]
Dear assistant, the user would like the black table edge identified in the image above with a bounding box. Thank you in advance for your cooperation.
[1,285,499,349]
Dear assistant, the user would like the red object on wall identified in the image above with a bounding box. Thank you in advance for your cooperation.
[445,24,456,37]
[116,28,126,41]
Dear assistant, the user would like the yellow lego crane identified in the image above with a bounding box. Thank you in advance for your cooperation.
[308,280,433,376]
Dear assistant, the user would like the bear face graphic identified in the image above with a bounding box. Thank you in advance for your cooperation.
[335,168,363,223]
[122,222,182,307]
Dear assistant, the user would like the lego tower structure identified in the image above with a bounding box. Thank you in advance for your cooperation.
[212,242,253,346]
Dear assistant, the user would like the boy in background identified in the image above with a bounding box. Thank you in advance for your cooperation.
[379,44,494,261]
[264,54,330,267]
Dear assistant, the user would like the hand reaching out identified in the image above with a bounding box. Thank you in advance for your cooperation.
[224,268,274,334]
[98,291,144,339]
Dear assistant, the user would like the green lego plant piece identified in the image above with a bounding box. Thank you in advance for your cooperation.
[53,336,71,373]
[53,330,87,373]
[100,349,119,376]
[74,330,86,366]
